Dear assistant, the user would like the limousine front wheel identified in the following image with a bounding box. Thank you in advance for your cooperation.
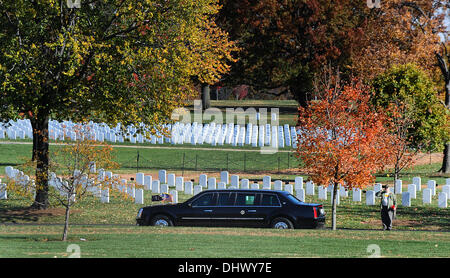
[271,217,294,229]
[151,215,173,227]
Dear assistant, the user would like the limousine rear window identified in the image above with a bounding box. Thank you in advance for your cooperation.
[286,194,303,205]
[261,194,281,206]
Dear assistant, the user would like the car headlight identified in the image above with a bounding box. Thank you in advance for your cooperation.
[137,208,143,219]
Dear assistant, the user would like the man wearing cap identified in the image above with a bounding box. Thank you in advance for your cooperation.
[375,185,397,230]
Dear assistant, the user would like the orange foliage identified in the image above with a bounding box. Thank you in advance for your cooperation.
[295,82,395,190]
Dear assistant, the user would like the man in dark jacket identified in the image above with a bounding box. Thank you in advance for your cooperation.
[375,185,397,230]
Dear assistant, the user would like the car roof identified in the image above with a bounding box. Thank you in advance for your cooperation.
[199,189,289,195]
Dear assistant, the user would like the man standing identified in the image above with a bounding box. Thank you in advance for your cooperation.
[375,185,397,230]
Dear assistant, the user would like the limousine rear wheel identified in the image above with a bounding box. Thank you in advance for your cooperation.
[271,217,294,229]
[151,215,173,227]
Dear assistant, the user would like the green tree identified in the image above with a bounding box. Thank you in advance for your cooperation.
[371,64,448,156]
[0,0,236,209]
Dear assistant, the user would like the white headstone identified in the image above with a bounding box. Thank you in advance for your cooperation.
[442,185,450,200]
[294,177,303,191]
[401,192,411,207]
[170,190,178,204]
[127,185,135,198]
[158,170,167,184]
[318,186,327,200]
[180,181,191,195]
[427,180,436,195]
[152,180,160,194]
[193,185,202,195]
[331,189,340,205]
[296,188,305,202]
[144,175,152,191]
[218,182,227,190]
[446,178,450,186]
[366,190,375,206]
[407,184,416,199]
[101,188,110,203]
[199,174,208,187]
[230,175,239,188]
[251,183,260,190]
[175,177,184,191]
[353,188,361,202]
[395,180,402,194]
[373,183,382,193]
[0,184,7,200]
[161,184,169,194]
[241,179,250,189]
[422,188,432,204]
[274,180,283,191]
[412,177,421,191]
[339,185,348,198]
[263,176,271,189]
[284,183,293,194]
[220,171,229,184]
[208,177,216,190]
[306,181,315,195]
[135,189,144,204]
[136,172,145,185]
[167,173,176,187]
[438,192,447,208]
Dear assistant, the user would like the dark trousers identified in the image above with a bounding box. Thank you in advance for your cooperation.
[381,206,394,230]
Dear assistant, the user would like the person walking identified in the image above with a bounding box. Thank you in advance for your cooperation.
[375,185,397,230]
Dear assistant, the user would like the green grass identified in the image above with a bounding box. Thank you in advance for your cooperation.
[0,225,448,258]
[0,141,297,175]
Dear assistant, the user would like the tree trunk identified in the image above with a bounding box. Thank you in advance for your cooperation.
[440,79,450,173]
[441,143,450,174]
[201,84,211,111]
[30,114,50,210]
[331,182,338,230]
[394,169,399,194]
[436,50,449,173]
[62,205,70,241]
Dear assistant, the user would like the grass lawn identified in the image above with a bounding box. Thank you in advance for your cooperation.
[0,141,297,174]
[0,225,449,258]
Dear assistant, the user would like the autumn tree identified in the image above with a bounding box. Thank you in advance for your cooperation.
[216,0,369,105]
[49,124,120,241]
[296,82,394,230]
[0,0,237,209]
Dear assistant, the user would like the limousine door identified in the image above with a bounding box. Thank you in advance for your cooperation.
[227,192,266,227]
[177,192,219,227]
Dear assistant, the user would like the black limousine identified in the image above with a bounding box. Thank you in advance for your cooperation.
[136,189,325,229]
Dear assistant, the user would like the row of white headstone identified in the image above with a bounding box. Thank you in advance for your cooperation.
[2,165,449,208]
[145,171,449,208]
[1,119,299,148]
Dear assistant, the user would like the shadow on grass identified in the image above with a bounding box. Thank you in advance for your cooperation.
[0,202,65,224]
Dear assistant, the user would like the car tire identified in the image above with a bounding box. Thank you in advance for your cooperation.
[271,217,294,229]
[151,214,173,227]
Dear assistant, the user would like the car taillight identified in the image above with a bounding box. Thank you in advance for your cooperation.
[313,207,318,218]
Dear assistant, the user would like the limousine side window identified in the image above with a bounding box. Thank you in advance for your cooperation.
[217,192,236,206]
[235,193,257,206]
[261,194,281,206]
[192,193,215,207]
